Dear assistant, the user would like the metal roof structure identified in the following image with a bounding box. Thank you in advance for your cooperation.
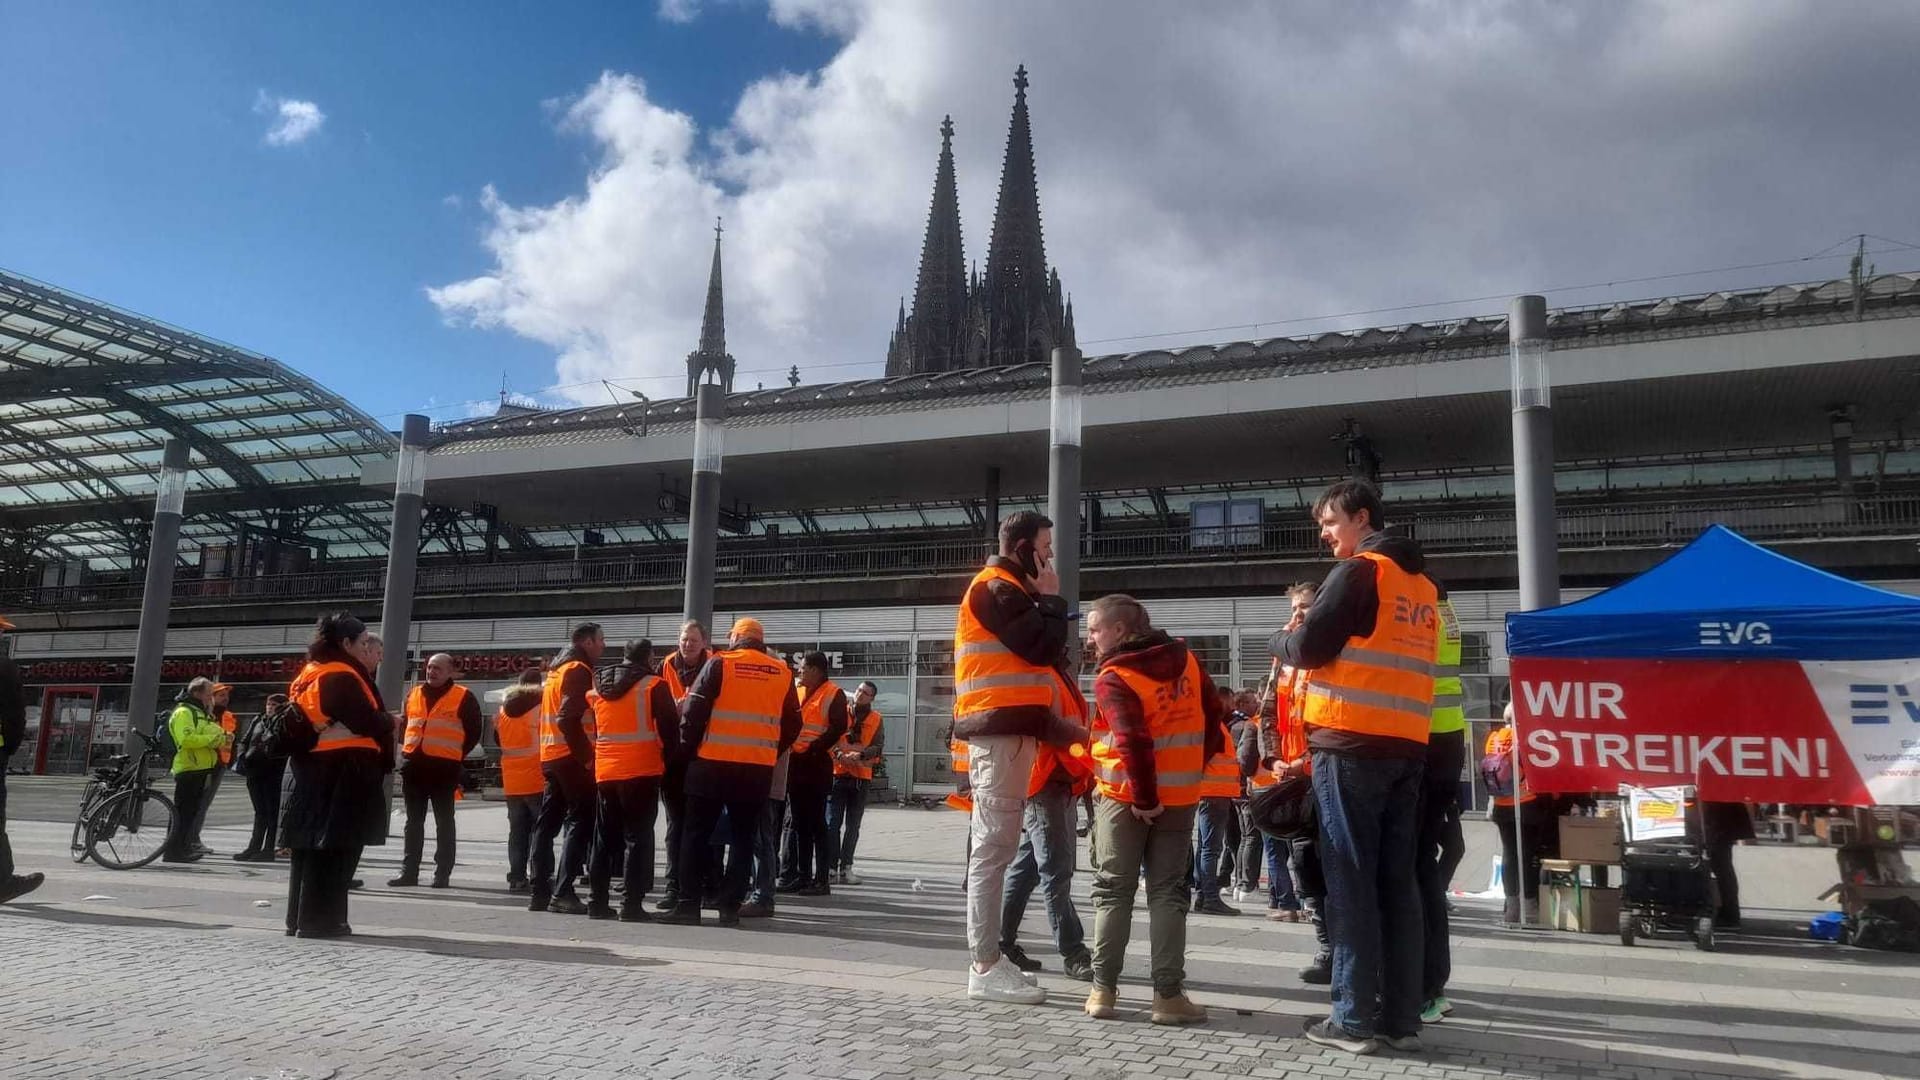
[0,270,398,568]
[430,271,1920,456]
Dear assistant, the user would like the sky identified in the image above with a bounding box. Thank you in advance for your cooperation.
[7,0,1920,428]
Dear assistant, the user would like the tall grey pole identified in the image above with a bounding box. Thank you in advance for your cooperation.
[1508,294,1557,927]
[376,414,429,708]
[126,438,190,749]
[1048,345,1083,618]
[683,381,726,630]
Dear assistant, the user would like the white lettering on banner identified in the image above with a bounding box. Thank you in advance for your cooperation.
[1698,621,1773,646]
[1519,681,1627,721]
[1525,729,1831,780]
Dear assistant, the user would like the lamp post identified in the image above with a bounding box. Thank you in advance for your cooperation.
[683,381,726,630]
[376,414,430,708]
[126,438,190,749]
[1047,346,1083,625]
[1509,294,1558,926]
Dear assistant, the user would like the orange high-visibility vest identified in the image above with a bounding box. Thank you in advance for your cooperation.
[540,659,592,763]
[944,738,972,812]
[663,652,703,703]
[1027,667,1094,799]
[953,565,1057,724]
[697,649,788,767]
[1200,744,1241,799]
[1259,661,1312,781]
[494,706,544,796]
[1091,650,1209,807]
[833,709,883,780]
[403,684,471,761]
[290,661,381,753]
[1300,551,1439,746]
[795,679,841,753]
[1486,726,1535,807]
[216,709,237,766]
[594,675,665,783]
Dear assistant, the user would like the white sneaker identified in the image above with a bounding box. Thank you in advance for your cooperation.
[967,958,1047,1004]
[841,869,862,885]
[1231,887,1247,903]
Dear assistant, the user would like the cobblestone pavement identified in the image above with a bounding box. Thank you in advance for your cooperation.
[1,789,1915,1079]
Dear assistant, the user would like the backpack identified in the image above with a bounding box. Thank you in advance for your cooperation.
[1247,773,1317,841]
[149,714,179,765]
[1480,746,1516,799]
[255,697,322,758]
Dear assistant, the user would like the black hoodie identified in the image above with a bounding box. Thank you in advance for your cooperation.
[594,660,681,767]
[1268,530,1433,760]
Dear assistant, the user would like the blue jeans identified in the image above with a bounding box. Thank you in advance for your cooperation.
[1191,797,1233,898]
[1265,834,1299,910]
[999,778,1088,960]
[826,776,869,871]
[1311,749,1425,1039]
[748,798,785,906]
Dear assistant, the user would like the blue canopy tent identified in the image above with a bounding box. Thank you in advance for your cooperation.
[1506,525,1920,662]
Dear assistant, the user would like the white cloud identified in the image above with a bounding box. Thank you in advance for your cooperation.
[656,0,701,23]
[255,91,326,146]
[431,0,1920,405]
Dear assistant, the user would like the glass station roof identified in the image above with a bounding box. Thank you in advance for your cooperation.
[0,269,398,567]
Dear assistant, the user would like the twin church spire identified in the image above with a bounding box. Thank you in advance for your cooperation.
[887,66,1075,376]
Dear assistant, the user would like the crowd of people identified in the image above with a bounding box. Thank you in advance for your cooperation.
[0,477,1499,1057]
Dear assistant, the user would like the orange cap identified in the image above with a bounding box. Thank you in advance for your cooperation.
[212,683,234,694]
[730,617,765,643]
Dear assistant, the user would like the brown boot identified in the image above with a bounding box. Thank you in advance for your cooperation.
[1084,986,1117,1020]
[1150,992,1207,1026]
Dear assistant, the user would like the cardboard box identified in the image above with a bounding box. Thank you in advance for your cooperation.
[1558,815,1623,864]
[1546,882,1622,933]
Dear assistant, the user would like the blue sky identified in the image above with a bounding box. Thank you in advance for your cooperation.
[9,2,1920,429]
[4,1,835,425]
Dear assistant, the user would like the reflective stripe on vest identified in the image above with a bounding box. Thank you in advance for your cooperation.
[494,707,545,797]
[1200,747,1241,799]
[1300,551,1439,745]
[404,684,471,761]
[1430,596,1466,734]
[594,675,665,782]
[290,661,381,753]
[834,709,883,780]
[1090,650,1210,807]
[217,709,237,765]
[795,679,841,754]
[540,660,591,762]
[953,566,1057,721]
[697,650,788,767]
[1028,667,1095,798]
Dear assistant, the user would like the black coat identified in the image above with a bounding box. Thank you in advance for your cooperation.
[279,649,394,850]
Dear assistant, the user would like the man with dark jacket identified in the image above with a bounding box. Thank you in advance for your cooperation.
[655,619,711,913]
[529,623,604,915]
[1270,480,1438,1056]
[389,653,483,889]
[953,511,1088,1005]
[664,618,802,928]
[786,652,849,896]
[0,616,44,904]
[588,640,679,921]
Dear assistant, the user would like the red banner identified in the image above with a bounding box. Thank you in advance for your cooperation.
[1509,658,1875,804]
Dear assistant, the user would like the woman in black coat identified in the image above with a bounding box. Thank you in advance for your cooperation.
[281,613,395,938]
[232,693,289,862]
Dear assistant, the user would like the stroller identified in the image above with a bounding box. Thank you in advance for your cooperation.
[1617,785,1720,951]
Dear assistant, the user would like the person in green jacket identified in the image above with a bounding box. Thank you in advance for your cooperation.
[162,677,230,864]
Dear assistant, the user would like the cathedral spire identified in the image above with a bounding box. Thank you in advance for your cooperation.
[687,218,736,397]
[898,115,968,375]
[980,65,1064,368]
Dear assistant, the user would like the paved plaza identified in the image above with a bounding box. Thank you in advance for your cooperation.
[0,778,1915,1080]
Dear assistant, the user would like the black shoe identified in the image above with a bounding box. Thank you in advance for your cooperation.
[295,924,353,940]
[1299,958,1332,985]
[774,879,803,895]
[1196,896,1241,917]
[700,891,721,909]
[1002,943,1043,973]
[658,905,701,927]
[716,908,742,928]
[507,879,529,894]
[0,873,45,905]
[160,852,202,864]
[1714,916,1742,930]
[430,876,451,890]
[528,894,551,913]
[796,882,831,898]
[388,875,420,888]
[1063,953,1095,982]
[192,844,213,857]
[349,879,364,890]
[231,849,261,862]
[737,901,773,919]
[654,892,680,912]
[549,892,589,916]
[587,903,617,921]
[619,906,653,923]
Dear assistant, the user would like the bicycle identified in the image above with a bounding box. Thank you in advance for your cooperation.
[70,730,176,870]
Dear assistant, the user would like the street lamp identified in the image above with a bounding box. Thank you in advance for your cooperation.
[1048,345,1083,626]
[683,381,726,629]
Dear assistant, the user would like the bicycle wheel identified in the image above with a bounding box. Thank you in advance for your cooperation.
[87,788,176,870]
[71,782,108,863]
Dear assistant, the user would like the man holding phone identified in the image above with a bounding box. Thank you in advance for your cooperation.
[952,511,1088,1005]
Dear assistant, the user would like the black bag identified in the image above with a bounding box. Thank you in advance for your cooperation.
[256,698,321,758]
[1247,773,1317,840]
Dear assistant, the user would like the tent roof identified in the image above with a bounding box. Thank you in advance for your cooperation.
[1505,525,1920,660]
